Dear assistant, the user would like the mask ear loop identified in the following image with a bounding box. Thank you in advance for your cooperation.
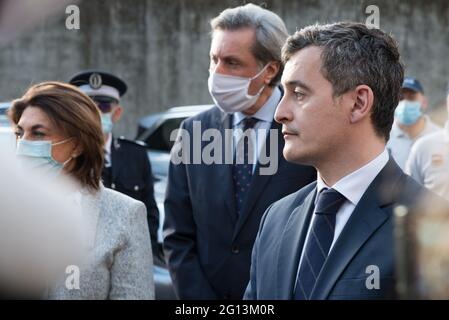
[51,137,76,167]
[52,137,74,147]
[61,156,74,167]
[250,63,270,81]
[247,64,270,97]
[62,146,81,168]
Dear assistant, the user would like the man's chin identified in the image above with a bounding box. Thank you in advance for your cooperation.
[283,148,309,165]
[282,143,314,166]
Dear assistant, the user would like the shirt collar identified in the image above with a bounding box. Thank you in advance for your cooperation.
[104,133,112,155]
[233,87,281,127]
[316,148,390,206]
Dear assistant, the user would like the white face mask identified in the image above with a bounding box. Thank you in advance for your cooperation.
[208,64,268,113]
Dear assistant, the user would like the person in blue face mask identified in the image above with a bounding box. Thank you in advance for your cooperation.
[405,80,449,201]
[9,81,155,299]
[69,70,163,266]
[386,76,441,170]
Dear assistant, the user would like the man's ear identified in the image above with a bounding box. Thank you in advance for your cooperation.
[350,85,374,124]
[112,105,123,124]
[264,61,280,85]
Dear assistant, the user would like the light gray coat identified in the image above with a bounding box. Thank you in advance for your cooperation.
[48,186,155,300]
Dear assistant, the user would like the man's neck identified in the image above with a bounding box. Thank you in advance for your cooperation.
[398,116,426,139]
[243,86,274,116]
[316,138,386,187]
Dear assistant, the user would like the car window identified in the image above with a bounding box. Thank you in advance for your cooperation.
[144,117,186,152]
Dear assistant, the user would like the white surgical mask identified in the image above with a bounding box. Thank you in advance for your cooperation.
[208,64,268,113]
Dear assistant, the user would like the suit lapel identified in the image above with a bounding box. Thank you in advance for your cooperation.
[310,196,388,299]
[310,158,404,299]
[111,137,124,182]
[232,121,283,240]
[276,187,316,299]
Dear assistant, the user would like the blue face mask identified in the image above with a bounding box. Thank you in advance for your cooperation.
[394,100,422,126]
[101,113,114,134]
[16,138,74,175]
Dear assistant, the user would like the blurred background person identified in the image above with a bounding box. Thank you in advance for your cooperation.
[9,81,154,299]
[69,70,163,265]
[387,76,440,170]
[0,0,86,299]
[406,81,449,200]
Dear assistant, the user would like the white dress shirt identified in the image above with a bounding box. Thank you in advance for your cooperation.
[232,87,280,172]
[296,148,390,284]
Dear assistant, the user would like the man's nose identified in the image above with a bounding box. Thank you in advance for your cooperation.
[274,96,292,124]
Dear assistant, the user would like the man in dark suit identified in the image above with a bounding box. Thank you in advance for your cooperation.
[163,4,316,300]
[69,70,163,263]
[244,22,449,300]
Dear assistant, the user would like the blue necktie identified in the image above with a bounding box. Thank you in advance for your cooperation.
[294,188,346,300]
[233,117,258,216]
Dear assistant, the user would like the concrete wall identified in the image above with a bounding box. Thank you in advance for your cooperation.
[1,0,448,137]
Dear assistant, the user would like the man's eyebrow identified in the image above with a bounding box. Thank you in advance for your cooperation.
[284,80,313,93]
[210,53,243,62]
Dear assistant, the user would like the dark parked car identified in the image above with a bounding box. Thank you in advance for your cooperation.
[136,104,213,299]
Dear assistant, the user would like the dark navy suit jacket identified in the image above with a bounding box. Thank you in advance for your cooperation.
[244,158,448,300]
[163,105,316,299]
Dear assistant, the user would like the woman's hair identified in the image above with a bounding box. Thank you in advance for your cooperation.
[9,81,104,191]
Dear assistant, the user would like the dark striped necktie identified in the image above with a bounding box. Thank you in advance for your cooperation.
[294,188,346,300]
[232,117,259,216]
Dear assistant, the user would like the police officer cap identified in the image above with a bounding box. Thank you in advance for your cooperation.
[69,70,127,101]
[402,76,424,94]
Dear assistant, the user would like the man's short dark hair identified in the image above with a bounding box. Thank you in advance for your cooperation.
[282,22,404,140]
